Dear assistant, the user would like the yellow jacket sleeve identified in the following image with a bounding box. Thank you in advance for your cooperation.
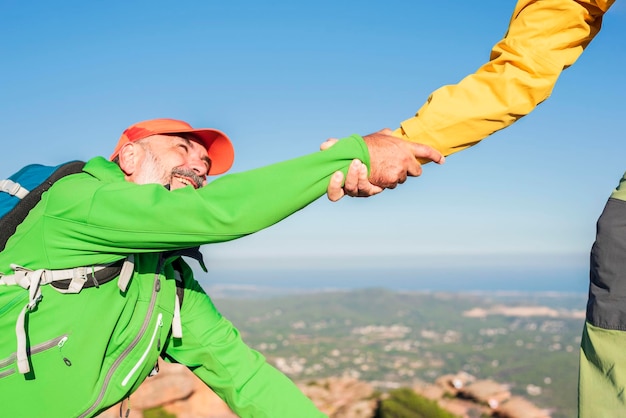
[393,0,615,161]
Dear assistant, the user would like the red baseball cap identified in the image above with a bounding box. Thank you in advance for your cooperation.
[110,118,235,175]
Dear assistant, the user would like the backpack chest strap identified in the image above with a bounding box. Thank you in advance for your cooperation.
[0,257,133,374]
[0,179,29,199]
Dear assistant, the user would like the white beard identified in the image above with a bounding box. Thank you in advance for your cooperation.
[133,147,170,187]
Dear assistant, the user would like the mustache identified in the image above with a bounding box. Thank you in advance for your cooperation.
[171,167,205,189]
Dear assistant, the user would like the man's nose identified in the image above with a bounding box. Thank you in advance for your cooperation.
[188,158,209,178]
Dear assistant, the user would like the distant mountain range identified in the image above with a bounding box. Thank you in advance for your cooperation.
[198,259,590,293]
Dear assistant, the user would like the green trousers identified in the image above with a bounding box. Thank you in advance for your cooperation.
[579,190,626,417]
[580,323,626,416]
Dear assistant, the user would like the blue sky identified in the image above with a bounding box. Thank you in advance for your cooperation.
[2,1,625,290]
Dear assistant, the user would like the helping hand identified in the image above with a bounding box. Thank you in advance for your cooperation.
[326,158,383,202]
[362,128,444,189]
[323,129,444,201]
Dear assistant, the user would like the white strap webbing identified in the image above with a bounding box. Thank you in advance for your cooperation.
[117,254,135,292]
[2,265,104,293]
[15,305,31,373]
[172,294,183,338]
[0,257,135,375]
[0,179,29,199]
[14,269,44,373]
[171,270,183,338]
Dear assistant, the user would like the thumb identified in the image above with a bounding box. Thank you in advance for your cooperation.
[326,171,346,202]
[320,138,339,151]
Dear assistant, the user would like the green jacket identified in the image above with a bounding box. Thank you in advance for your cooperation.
[0,135,369,417]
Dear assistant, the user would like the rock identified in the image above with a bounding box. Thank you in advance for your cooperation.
[299,376,378,418]
[102,359,235,418]
[494,396,552,418]
[132,362,195,410]
[100,364,549,418]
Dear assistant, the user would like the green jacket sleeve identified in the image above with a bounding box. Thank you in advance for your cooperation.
[164,269,326,418]
[393,0,614,161]
[6,134,368,269]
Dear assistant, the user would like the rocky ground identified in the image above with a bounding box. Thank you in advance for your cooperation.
[100,359,551,418]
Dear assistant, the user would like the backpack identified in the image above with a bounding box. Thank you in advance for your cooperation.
[0,161,86,252]
[0,162,191,377]
[0,161,134,374]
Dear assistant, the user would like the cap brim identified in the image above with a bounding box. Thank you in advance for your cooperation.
[183,128,234,175]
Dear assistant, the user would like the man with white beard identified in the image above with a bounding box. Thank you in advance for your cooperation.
[0,118,443,417]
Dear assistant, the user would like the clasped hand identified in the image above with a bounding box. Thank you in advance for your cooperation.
[323,128,445,201]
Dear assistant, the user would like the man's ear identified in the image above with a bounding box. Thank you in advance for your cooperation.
[117,142,139,176]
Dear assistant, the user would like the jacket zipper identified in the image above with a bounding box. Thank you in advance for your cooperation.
[121,312,163,387]
[79,259,163,418]
[0,334,68,379]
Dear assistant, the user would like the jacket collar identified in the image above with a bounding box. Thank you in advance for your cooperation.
[82,157,126,183]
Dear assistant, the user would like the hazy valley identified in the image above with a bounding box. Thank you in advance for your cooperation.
[208,288,586,418]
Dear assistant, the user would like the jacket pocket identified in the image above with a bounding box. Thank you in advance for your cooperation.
[0,334,68,379]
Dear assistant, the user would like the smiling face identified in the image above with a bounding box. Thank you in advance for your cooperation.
[118,134,212,190]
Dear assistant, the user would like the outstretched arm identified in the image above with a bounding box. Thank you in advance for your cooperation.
[394,0,614,162]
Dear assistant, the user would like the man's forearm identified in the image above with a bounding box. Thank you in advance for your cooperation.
[198,134,370,240]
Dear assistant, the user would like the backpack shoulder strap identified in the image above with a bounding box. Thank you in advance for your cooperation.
[0,161,86,252]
